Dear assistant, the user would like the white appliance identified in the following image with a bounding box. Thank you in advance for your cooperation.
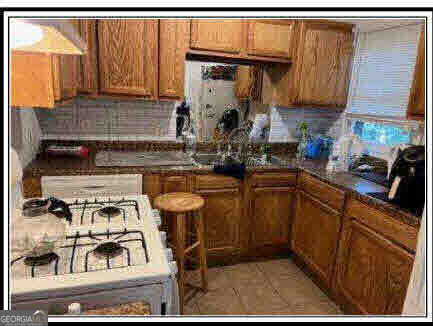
[10,194,179,315]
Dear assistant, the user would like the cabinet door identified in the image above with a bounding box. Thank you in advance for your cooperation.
[52,54,78,101]
[334,219,414,315]
[234,65,262,101]
[407,25,425,120]
[247,20,295,59]
[11,52,55,108]
[98,20,158,98]
[250,186,294,247]
[196,188,241,254]
[159,19,190,100]
[71,19,99,95]
[293,22,354,108]
[190,19,244,54]
[291,190,342,289]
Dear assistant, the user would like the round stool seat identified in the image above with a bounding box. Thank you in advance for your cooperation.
[154,192,205,213]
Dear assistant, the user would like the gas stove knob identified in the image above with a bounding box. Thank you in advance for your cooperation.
[152,209,162,227]
[165,248,173,262]
[159,231,167,247]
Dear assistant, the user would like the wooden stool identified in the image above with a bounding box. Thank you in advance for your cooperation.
[154,192,208,315]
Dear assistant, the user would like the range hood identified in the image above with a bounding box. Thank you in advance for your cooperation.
[10,19,87,55]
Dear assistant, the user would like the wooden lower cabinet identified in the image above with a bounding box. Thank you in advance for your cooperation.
[291,190,343,290]
[195,188,241,260]
[250,186,294,247]
[334,218,414,315]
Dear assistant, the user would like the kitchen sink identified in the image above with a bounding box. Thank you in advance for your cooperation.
[191,153,283,166]
[191,153,222,165]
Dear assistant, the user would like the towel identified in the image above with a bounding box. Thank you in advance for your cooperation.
[213,162,246,180]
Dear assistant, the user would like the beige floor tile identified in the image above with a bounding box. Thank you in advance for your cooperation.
[235,283,288,315]
[267,272,329,305]
[183,301,201,316]
[196,288,247,315]
[287,300,343,315]
[220,262,267,287]
[185,266,233,291]
[256,258,304,278]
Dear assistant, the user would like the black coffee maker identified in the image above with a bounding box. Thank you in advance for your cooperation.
[388,145,425,215]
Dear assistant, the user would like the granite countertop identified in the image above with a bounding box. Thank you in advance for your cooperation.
[23,150,421,228]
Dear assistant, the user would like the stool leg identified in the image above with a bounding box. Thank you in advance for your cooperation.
[175,213,186,315]
[195,210,208,291]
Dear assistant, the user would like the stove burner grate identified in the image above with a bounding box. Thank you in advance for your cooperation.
[24,253,59,267]
[98,206,121,218]
[93,242,123,258]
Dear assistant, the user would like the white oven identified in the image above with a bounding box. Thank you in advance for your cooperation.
[11,195,179,315]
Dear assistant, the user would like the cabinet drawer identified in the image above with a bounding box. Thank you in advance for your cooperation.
[251,172,297,187]
[345,198,418,252]
[196,175,240,190]
[12,283,162,315]
[41,174,142,198]
[299,172,345,211]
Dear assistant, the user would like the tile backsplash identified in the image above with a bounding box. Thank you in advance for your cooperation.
[269,106,344,143]
[35,97,178,141]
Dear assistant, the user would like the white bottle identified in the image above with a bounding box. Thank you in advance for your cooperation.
[68,303,81,315]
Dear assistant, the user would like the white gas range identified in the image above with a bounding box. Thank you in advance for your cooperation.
[10,195,178,315]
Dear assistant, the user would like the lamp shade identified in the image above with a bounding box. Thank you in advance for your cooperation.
[10,19,87,55]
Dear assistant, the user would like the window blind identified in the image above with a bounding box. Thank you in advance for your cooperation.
[348,24,422,118]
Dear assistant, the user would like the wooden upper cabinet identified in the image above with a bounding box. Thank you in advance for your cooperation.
[52,54,78,101]
[98,20,158,98]
[292,21,354,108]
[291,190,343,289]
[234,65,263,101]
[71,19,99,95]
[159,20,190,100]
[334,218,414,314]
[247,20,295,59]
[190,19,244,54]
[11,52,77,108]
[407,25,425,120]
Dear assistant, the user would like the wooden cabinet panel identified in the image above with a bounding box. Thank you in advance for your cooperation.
[196,188,241,254]
[407,25,425,120]
[190,19,244,54]
[298,172,345,211]
[250,172,297,187]
[195,175,240,190]
[250,186,294,246]
[334,218,414,314]
[11,51,78,108]
[159,20,190,100]
[11,52,55,108]
[292,190,342,288]
[142,175,161,206]
[71,19,99,95]
[53,54,78,100]
[234,65,262,101]
[98,20,158,98]
[293,22,354,108]
[345,198,418,252]
[247,20,295,59]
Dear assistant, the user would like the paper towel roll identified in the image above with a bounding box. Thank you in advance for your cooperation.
[10,148,24,211]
